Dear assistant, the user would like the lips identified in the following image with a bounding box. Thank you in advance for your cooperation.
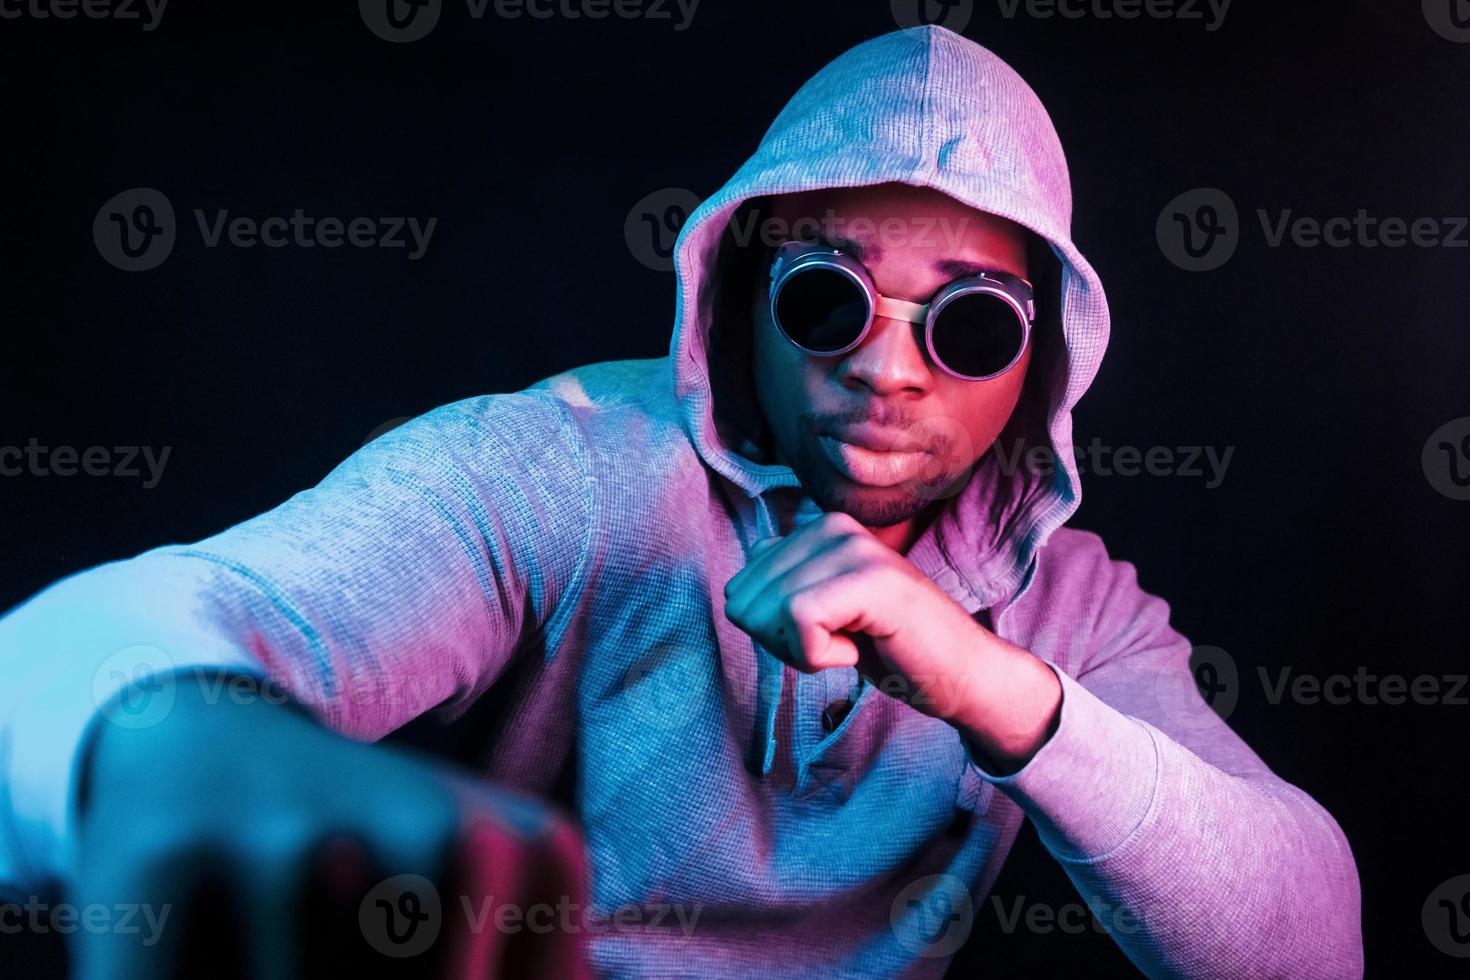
[822,423,927,454]
[817,433,929,487]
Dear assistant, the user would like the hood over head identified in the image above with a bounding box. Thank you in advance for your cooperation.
[665,24,1111,774]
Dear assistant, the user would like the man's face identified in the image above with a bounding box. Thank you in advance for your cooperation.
[750,182,1033,531]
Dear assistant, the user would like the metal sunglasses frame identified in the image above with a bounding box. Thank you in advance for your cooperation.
[767,239,1037,382]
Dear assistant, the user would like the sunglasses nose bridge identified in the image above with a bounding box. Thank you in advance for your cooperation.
[837,308,938,394]
[872,294,929,326]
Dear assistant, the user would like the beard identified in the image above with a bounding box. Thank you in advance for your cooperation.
[780,425,973,529]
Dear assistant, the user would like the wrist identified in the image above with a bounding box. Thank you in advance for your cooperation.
[952,643,1062,775]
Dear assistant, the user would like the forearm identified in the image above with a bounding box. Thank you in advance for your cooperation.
[947,630,1062,775]
[959,666,1363,978]
[0,557,272,901]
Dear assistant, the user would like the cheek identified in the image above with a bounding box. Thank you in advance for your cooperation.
[946,347,1032,461]
[752,304,817,424]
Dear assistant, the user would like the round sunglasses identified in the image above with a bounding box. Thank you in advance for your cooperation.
[767,240,1036,382]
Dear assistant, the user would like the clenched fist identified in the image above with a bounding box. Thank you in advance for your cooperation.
[722,511,1061,772]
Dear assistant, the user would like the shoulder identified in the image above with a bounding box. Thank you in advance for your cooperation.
[1004,527,1177,675]
[1028,526,1129,604]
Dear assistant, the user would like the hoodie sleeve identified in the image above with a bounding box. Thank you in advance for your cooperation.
[964,532,1364,979]
[0,390,597,902]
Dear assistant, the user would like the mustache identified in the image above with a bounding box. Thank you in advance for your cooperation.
[800,412,958,456]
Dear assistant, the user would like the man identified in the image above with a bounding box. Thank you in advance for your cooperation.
[0,24,1362,979]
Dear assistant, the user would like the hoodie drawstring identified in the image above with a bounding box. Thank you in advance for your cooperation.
[745,490,826,777]
[747,492,783,776]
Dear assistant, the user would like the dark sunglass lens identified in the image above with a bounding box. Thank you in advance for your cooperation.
[774,266,868,353]
[931,291,1026,378]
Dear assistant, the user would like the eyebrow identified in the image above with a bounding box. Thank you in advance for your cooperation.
[804,231,883,265]
[801,230,1017,280]
[935,258,1005,279]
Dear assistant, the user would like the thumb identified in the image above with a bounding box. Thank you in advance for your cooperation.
[794,620,861,672]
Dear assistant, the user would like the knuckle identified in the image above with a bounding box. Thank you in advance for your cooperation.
[821,511,859,532]
[109,833,228,895]
[371,801,450,847]
[234,812,318,864]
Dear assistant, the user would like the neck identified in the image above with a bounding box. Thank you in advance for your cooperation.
[869,504,939,555]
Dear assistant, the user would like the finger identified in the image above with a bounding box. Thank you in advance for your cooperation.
[297,834,387,977]
[236,820,352,980]
[785,576,885,672]
[723,534,783,601]
[751,534,781,555]
[343,789,466,972]
[740,548,867,668]
[727,530,858,627]
[438,792,591,979]
[796,623,862,672]
[70,838,240,980]
[726,513,855,601]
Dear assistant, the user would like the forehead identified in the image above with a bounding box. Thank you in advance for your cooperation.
[765,183,1028,253]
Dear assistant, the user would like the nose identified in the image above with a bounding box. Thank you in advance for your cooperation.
[837,313,933,397]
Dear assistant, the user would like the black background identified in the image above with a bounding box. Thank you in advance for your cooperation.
[2,0,1467,976]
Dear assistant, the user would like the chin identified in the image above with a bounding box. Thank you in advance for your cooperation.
[781,431,968,527]
[800,466,932,529]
